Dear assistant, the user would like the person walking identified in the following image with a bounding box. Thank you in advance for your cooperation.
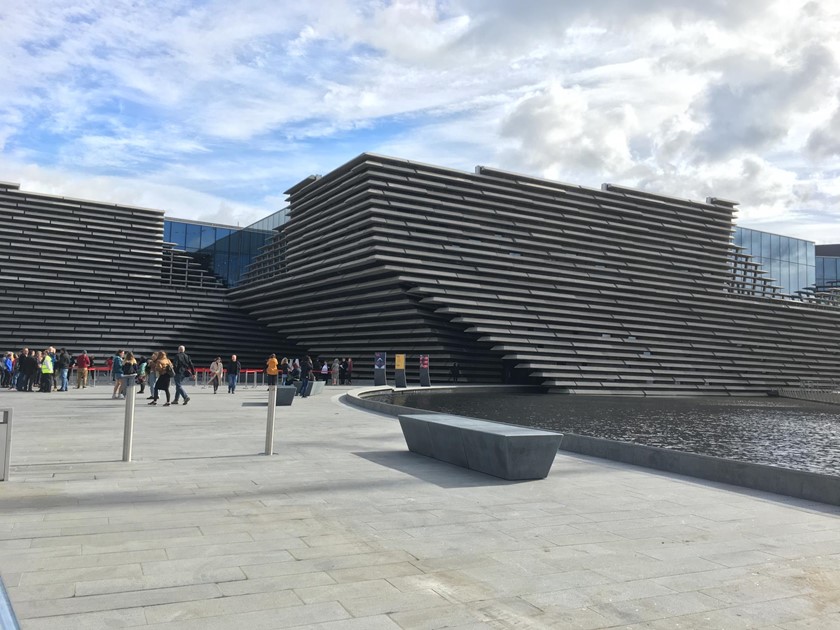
[171,345,195,405]
[320,360,329,383]
[346,357,353,385]
[146,352,159,398]
[209,356,223,393]
[148,351,173,406]
[226,354,241,393]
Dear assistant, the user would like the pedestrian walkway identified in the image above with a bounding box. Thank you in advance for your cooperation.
[0,385,838,629]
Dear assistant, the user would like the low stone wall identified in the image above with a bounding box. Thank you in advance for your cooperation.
[559,433,840,506]
[774,389,840,406]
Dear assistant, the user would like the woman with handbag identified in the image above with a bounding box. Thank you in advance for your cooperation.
[149,351,174,406]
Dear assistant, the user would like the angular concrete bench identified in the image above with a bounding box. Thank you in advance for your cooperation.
[398,413,562,480]
[302,380,325,397]
[275,386,298,406]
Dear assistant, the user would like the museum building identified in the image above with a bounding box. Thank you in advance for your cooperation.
[3,154,840,392]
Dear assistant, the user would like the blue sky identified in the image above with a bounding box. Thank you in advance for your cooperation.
[2,0,840,240]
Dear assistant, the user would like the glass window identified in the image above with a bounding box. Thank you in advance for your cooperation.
[214,229,230,255]
[214,255,229,280]
[734,227,744,247]
[164,221,172,243]
[185,224,201,251]
[200,225,216,250]
[752,231,762,258]
[807,243,816,266]
[770,234,780,260]
[169,221,186,247]
[779,237,790,262]
[800,266,810,292]
[760,232,770,258]
[228,231,243,257]
[770,260,782,285]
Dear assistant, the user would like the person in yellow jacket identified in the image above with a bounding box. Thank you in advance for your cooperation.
[40,349,54,393]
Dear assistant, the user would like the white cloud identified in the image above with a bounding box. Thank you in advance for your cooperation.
[1,0,839,243]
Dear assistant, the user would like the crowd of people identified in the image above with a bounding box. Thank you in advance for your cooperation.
[2,347,81,393]
[2,347,355,402]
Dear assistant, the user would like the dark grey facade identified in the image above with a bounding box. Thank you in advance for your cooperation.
[231,154,840,393]
[0,181,291,367]
[5,154,840,392]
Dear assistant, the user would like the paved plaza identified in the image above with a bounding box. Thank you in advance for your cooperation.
[0,383,839,629]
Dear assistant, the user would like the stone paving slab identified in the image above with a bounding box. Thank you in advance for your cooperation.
[1,384,839,629]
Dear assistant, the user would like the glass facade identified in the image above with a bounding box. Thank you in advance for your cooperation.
[164,218,277,287]
[733,226,816,295]
[246,207,289,232]
[816,257,840,289]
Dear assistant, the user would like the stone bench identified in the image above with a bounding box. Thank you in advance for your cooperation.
[275,386,298,406]
[398,413,562,480]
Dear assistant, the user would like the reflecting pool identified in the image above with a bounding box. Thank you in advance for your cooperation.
[373,391,840,476]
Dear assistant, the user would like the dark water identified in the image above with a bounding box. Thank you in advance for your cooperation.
[374,392,840,476]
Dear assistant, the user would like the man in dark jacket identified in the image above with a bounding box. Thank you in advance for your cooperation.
[23,349,39,392]
[171,345,195,405]
[55,348,72,391]
[225,354,241,393]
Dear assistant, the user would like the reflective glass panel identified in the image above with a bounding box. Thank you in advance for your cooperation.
[761,232,771,258]
[169,221,186,247]
[779,236,790,261]
[185,223,201,251]
[200,225,216,249]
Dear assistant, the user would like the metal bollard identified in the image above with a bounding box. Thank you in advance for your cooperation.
[122,376,136,462]
[0,409,12,482]
[265,385,277,455]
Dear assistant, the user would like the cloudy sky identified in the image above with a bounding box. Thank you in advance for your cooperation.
[2,0,839,240]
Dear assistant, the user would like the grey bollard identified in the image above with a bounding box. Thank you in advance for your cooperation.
[0,409,12,482]
[265,385,277,455]
[122,376,137,462]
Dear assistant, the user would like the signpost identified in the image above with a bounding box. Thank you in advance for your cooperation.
[419,355,431,387]
[374,352,387,386]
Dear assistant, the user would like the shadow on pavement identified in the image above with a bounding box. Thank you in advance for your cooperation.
[353,450,525,489]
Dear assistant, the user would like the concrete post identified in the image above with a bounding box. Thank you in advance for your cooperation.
[122,376,136,462]
[265,385,277,455]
